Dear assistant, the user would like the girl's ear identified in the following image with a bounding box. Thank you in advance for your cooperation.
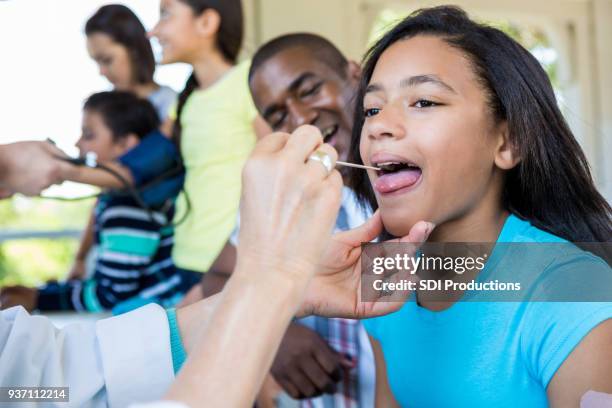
[494,121,520,170]
[195,8,221,39]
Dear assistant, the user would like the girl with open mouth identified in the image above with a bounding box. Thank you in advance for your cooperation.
[346,5,612,408]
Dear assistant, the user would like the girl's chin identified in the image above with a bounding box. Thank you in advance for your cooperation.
[380,213,417,239]
[379,205,438,238]
[159,50,180,65]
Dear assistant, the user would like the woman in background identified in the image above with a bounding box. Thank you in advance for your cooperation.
[86,4,176,122]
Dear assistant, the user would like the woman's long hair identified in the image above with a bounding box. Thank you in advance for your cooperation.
[172,0,244,145]
[347,6,612,246]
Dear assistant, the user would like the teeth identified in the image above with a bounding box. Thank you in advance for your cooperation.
[377,161,402,166]
[322,125,337,139]
[375,160,422,175]
[375,161,420,168]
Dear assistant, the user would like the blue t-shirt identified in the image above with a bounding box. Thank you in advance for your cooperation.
[363,214,612,407]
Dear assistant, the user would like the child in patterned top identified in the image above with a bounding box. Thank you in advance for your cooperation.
[1,91,189,314]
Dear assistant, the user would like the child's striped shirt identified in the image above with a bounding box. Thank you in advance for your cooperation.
[37,194,188,313]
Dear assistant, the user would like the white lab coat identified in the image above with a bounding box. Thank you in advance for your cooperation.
[0,304,176,407]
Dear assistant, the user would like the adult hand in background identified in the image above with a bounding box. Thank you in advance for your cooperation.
[271,323,349,399]
[0,286,38,311]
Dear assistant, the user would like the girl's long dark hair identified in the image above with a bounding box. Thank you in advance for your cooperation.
[172,0,244,145]
[85,4,156,85]
[348,6,612,246]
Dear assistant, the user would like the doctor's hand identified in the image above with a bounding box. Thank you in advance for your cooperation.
[298,211,435,319]
[166,125,344,408]
[0,141,69,197]
[236,125,343,289]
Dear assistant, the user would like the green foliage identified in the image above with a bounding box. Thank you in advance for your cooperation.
[487,20,559,88]
[0,239,79,286]
[0,197,94,286]
[367,9,560,89]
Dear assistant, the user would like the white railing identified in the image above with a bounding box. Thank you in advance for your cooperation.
[0,230,82,243]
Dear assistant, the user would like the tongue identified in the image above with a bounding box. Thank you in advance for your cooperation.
[374,168,422,194]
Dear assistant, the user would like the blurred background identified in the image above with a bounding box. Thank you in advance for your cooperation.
[1,0,610,285]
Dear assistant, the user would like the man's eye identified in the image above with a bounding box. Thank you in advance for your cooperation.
[271,112,287,129]
[299,82,322,98]
[364,108,380,117]
[414,99,438,108]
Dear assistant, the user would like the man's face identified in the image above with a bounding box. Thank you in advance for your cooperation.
[250,46,358,162]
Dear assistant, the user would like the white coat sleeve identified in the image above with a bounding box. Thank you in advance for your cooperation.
[0,303,175,407]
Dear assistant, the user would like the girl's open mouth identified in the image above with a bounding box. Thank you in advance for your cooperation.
[373,159,422,194]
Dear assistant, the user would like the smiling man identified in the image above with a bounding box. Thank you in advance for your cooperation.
[246,33,375,407]
[248,34,358,166]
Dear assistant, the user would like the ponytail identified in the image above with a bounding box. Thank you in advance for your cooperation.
[172,74,199,147]
[172,0,243,146]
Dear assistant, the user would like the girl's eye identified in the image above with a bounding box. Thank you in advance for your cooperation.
[299,82,323,98]
[364,108,380,117]
[414,99,438,108]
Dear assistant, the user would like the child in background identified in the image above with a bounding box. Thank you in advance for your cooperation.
[0,92,187,313]
[150,0,268,283]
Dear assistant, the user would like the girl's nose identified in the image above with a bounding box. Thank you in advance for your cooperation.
[364,105,405,141]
